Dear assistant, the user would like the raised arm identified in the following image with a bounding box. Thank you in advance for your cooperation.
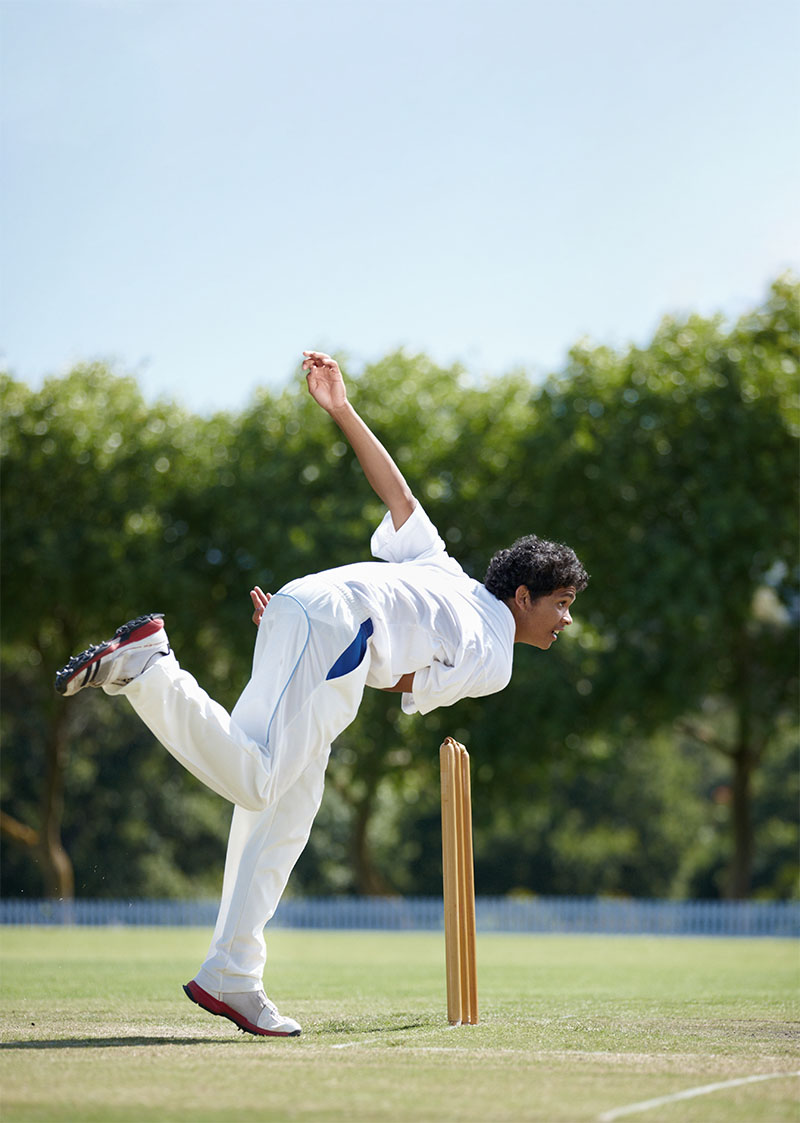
[301,351,416,530]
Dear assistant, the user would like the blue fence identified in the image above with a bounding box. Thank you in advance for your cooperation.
[1,896,797,937]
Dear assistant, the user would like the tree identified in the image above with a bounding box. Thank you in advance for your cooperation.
[0,366,230,896]
[510,275,799,896]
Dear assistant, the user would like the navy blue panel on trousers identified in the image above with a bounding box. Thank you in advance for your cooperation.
[326,618,374,681]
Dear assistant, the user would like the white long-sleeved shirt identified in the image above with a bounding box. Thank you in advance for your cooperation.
[311,503,516,715]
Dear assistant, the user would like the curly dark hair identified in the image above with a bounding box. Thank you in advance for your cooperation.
[484,535,589,602]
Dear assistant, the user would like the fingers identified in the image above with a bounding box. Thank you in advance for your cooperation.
[250,588,262,627]
[302,350,338,372]
[250,586,271,628]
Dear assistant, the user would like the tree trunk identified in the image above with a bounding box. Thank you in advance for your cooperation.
[727,743,754,899]
[352,799,390,895]
[726,648,758,900]
[39,701,74,898]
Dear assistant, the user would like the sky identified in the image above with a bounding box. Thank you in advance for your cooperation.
[2,0,799,414]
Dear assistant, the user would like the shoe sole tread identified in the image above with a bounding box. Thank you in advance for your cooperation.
[55,614,164,695]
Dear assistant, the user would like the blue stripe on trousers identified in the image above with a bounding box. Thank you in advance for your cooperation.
[326,618,374,680]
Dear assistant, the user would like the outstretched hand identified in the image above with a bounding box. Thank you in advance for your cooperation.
[250,586,271,627]
[301,347,415,531]
[302,351,348,414]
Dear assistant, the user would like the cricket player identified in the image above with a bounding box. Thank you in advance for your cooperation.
[55,351,588,1037]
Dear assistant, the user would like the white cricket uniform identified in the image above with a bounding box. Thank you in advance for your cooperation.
[116,503,515,992]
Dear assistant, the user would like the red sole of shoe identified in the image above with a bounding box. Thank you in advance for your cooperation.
[183,979,300,1037]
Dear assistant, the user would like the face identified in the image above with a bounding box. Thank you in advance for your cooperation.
[513,586,576,649]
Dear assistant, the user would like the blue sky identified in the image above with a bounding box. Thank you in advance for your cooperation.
[2,0,798,413]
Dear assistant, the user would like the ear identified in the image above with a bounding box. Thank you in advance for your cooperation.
[514,585,531,608]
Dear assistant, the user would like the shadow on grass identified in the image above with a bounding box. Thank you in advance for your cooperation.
[0,1020,429,1049]
[317,1020,426,1036]
[0,1036,241,1050]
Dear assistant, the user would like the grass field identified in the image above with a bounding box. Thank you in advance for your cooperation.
[0,927,797,1122]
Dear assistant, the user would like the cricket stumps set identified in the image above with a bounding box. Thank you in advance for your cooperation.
[440,736,478,1026]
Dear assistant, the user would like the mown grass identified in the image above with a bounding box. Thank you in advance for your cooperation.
[1,927,797,1122]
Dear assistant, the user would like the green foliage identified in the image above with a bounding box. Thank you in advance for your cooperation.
[2,278,798,901]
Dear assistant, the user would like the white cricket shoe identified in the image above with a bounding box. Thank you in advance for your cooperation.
[183,979,302,1037]
[55,614,169,696]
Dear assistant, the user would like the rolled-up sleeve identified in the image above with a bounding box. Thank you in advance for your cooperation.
[370,503,448,564]
[401,645,513,716]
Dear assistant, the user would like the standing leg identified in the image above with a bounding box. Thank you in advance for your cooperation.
[184,587,373,1034]
[195,749,329,993]
[194,642,372,992]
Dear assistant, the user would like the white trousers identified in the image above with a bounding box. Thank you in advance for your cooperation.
[116,586,372,992]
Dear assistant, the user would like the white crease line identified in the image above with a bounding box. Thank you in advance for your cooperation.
[597,1070,800,1122]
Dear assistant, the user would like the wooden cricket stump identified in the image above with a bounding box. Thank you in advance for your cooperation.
[440,736,478,1026]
